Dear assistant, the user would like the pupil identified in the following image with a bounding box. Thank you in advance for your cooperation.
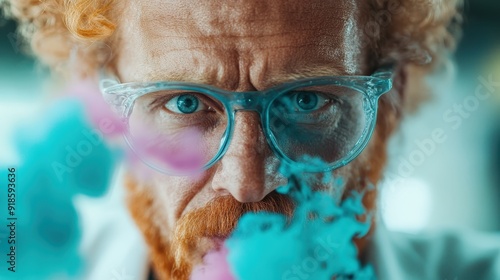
[177,94,199,114]
[297,92,318,111]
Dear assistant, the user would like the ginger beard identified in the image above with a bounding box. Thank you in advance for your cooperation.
[123,96,399,280]
[126,179,294,280]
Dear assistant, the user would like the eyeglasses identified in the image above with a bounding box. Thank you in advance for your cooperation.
[99,65,394,175]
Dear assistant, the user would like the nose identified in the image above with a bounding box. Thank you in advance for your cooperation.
[211,111,279,202]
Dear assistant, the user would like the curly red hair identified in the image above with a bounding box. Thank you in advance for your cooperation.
[1,0,118,73]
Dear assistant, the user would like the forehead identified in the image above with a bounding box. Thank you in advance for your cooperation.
[141,0,355,36]
[116,0,368,88]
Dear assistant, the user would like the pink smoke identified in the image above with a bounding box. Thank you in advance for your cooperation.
[191,246,235,280]
[67,78,207,178]
[66,77,126,137]
[131,126,207,173]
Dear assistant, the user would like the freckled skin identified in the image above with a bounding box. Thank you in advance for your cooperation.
[114,0,401,278]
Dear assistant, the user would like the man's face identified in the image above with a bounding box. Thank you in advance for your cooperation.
[112,0,394,278]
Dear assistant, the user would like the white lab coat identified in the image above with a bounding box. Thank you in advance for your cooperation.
[365,222,500,280]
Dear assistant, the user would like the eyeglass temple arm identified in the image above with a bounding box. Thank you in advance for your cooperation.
[98,69,121,93]
[369,63,396,96]
[97,69,130,118]
[372,63,396,81]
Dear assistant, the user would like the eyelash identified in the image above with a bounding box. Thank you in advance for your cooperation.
[145,90,342,116]
[148,94,177,112]
[288,91,341,112]
[147,93,217,113]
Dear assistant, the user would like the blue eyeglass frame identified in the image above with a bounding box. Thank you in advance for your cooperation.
[99,65,395,175]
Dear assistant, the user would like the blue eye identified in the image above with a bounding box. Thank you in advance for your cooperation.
[296,92,318,111]
[293,91,329,112]
[164,94,206,114]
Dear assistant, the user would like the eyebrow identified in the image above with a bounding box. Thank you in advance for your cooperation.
[266,66,348,86]
[141,64,354,89]
[143,71,213,85]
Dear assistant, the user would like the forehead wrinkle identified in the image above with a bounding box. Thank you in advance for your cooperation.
[189,1,351,38]
[140,0,351,39]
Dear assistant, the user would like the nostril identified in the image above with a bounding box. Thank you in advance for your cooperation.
[212,182,266,203]
[212,187,231,197]
[233,188,266,203]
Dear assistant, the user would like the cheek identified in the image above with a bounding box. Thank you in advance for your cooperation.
[148,172,214,227]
